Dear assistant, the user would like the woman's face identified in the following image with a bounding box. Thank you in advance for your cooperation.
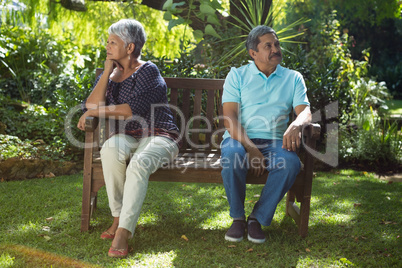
[106,34,127,61]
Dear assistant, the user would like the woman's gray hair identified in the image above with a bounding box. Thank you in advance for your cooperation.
[245,25,278,52]
[108,19,146,58]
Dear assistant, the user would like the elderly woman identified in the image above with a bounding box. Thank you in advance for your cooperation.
[77,19,180,258]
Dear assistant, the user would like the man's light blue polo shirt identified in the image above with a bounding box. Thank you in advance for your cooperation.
[222,62,310,140]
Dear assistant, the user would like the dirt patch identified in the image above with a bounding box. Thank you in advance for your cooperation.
[0,244,99,268]
[375,173,402,183]
[0,158,82,181]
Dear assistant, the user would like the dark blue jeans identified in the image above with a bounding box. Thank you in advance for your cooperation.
[220,138,301,226]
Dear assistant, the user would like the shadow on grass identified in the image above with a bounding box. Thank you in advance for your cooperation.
[90,181,304,267]
[0,170,401,267]
[303,170,401,267]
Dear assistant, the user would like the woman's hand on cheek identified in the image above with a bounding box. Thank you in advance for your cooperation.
[104,59,115,75]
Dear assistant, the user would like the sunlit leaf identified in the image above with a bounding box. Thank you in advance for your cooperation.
[193,30,204,42]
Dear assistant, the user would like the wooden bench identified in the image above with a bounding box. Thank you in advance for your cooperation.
[81,68,321,237]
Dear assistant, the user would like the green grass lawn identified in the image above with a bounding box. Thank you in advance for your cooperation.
[387,99,402,115]
[0,170,401,267]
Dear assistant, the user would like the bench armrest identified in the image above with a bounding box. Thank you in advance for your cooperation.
[85,116,99,132]
[303,123,321,142]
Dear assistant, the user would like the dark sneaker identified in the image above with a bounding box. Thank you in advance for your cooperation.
[247,217,266,243]
[225,219,246,242]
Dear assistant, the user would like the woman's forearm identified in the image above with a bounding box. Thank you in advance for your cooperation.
[86,103,133,120]
[85,73,110,110]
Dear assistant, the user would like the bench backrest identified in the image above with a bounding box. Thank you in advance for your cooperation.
[94,68,225,153]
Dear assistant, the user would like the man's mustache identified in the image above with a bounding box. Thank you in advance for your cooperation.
[270,53,282,59]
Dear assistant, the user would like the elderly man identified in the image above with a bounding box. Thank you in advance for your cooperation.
[220,25,312,243]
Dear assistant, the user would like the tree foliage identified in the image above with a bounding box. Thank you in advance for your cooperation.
[285,0,402,98]
[329,0,401,26]
[1,0,193,59]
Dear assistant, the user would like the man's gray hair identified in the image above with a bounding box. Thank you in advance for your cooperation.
[108,19,146,58]
[245,25,278,52]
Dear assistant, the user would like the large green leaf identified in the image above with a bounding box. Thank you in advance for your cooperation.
[193,30,204,42]
[168,17,186,31]
[207,14,221,26]
[200,3,216,15]
[205,24,221,39]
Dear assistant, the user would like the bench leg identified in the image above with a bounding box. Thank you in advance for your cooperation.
[286,190,296,216]
[81,196,91,232]
[81,172,92,232]
[298,196,311,238]
[81,191,98,232]
[286,190,311,237]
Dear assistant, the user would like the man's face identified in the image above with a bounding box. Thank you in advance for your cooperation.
[249,33,282,69]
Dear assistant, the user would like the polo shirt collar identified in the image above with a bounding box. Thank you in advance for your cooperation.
[250,61,284,78]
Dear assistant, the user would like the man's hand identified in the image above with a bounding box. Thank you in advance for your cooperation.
[283,105,311,152]
[246,146,266,177]
[282,124,302,151]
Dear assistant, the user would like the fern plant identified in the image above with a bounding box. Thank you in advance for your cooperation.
[216,0,310,66]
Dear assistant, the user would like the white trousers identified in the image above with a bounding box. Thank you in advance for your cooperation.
[100,134,179,237]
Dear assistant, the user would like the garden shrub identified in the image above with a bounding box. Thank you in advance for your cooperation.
[281,10,399,172]
[339,108,402,173]
[306,11,390,114]
[0,95,74,161]
[0,24,99,105]
[0,134,39,160]
[0,24,100,161]
[285,0,402,99]
[0,25,63,103]
[370,59,402,99]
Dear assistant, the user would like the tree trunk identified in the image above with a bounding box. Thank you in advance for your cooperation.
[140,0,165,10]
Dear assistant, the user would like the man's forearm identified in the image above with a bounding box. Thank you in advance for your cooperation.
[292,106,312,127]
[225,117,257,151]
